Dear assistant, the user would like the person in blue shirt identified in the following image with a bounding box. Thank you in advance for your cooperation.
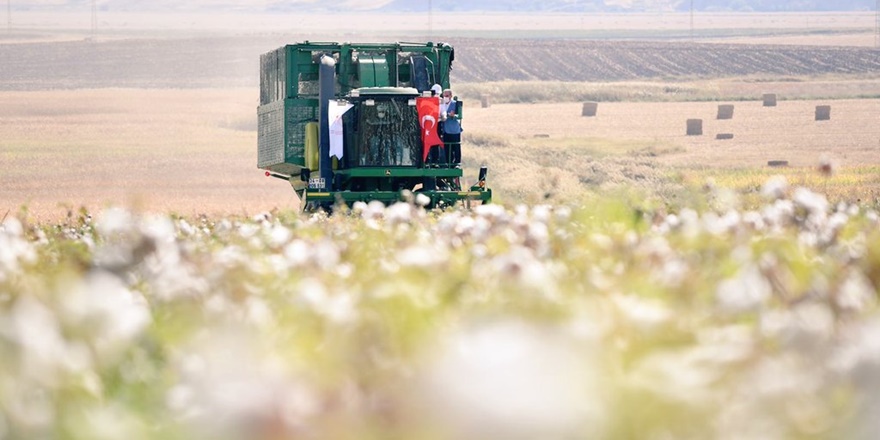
[440,89,462,167]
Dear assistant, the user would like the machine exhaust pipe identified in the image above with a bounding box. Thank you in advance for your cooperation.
[318,55,336,190]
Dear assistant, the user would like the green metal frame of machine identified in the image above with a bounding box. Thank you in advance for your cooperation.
[257,41,491,209]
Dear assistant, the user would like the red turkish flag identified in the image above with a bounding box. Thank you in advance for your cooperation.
[416,97,443,162]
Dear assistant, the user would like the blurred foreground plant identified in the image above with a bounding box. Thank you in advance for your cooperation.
[1,181,880,439]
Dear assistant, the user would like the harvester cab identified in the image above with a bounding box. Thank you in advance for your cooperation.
[258,42,491,211]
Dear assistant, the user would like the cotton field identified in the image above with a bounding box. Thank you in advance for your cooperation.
[2,181,880,440]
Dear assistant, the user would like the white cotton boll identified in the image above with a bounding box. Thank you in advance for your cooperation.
[415,193,431,207]
[141,215,176,244]
[793,187,829,217]
[656,258,688,287]
[826,211,849,237]
[526,221,549,253]
[176,218,196,237]
[492,246,555,296]
[168,326,319,440]
[677,208,701,237]
[397,244,446,268]
[711,187,741,212]
[0,223,36,280]
[245,297,275,328]
[695,325,756,364]
[715,264,771,315]
[762,176,789,200]
[590,233,613,251]
[76,405,142,440]
[555,205,572,222]
[627,348,722,405]
[283,240,311,267]
[760,303,835,354]
[830,319,880,394]
[60,271,152,364]
[720,210,742,234]
[363,200,386,219]
[312,239,341,270]
[418,320,607,440]
[1,217,23,236]
[665,213,681,230]
[268,224,292,247]
[351,201,368,213]
[474,203,506,220]
[611,293,672,331]
[298,278,356,324]
[742,210,766,231]
[749,354,824,398]
[5,297,69,386]
[204,294,232,316]
[701,212,724,235]
[214,245,248,268]
[836,271,877,313]
[95,207,135,236]
[3,380,55,433]
[449,213,473,235]
[471,216,492,241]
[251,212,271,224]
[386,202,413,224]
[762,199,795,230]
[532,204,552,223]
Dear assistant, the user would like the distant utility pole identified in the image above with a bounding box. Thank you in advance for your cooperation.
[428,0,433,38]
[875,0,879,48]
[690,0,694,41]
[91,0,97,37]
[7,0,11,33]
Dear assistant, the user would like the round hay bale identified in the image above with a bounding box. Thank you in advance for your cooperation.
[763,93,777,107]
[815,105,831,121]
[686,119,703,136]
[582,101,598,117]
[716,133,734,140]
[767,160,789,167]
[717,104,735,120]
[480,95,492,108]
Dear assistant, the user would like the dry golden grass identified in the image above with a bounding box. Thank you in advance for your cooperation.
[463,98,880,206]
[4,88,880,219]
[0,89,296,221]
[466,99,880,168]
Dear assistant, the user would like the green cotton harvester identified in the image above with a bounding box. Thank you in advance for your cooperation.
[257,41,492,211]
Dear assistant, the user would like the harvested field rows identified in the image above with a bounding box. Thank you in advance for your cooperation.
[453,40,880,82]
[2,37,880,90]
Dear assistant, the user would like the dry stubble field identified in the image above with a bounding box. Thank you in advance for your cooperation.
[3,88,880,219]
[0,89,296,221]
[3,14,880,219]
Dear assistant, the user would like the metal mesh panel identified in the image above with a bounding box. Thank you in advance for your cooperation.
[285,105,316,162]
[257,100,285,168]
[259,48,286,105]
[297,72,319,98]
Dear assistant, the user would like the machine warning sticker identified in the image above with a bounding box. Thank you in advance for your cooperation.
[308,178,326,189]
